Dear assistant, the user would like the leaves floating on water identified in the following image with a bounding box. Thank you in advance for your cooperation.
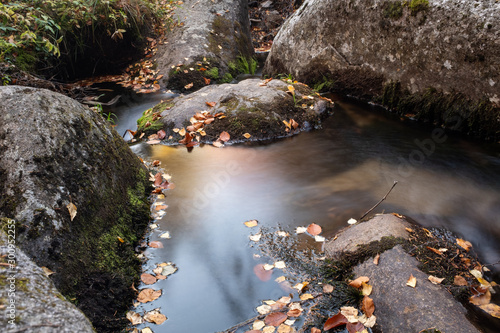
[144,308,167,324]
[265,312,287,326]
[126,311,143,325]
[324,312,349,330]
[137,288,162,303]
[306,223,322,236]
[244,219,259,227]
[347,218,357,225]
[254,264,273,282]
[141,273,157,285]
[149,241,163,248]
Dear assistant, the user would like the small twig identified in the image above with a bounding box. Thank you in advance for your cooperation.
[359,181,398,220]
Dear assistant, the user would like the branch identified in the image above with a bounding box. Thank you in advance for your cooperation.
[359,181,398,220]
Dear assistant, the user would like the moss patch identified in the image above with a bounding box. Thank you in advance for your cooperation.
[383,1,404,19]
[137,101,174,135]
[409,0,429,16]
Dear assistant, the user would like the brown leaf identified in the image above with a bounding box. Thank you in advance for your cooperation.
[194,112,206,120]
[67,202,77,221]
[204,118,215,124]
[427,246,444,256]
[479,303,500,318]
[144,309,167,324]
[373,254,380,265]
[306,223,322,236]
[324,312,348,330]
[154,173,163,187]
[287,308,302,317]
[454,275,468,286]
[219,131,230,142]
[141,273,157,285]
[362,295,375,317]
[349,276,370,288]
[126,311,143,325]
[406,274,417,288]
[457,238,472,251]
[157,129,166,139]
[254,264,272,282]
[186,125,196,132]
[213,140,224,148]
[470,289,491,306]
[149,241,163,248]
[290,119,299,129]
[152,160,161,166]
[155,205,168,211]
[206,101,216,107]
[137,288,162,303]
[311,328,321,333]
[186,141,199,148]
[323,284,334,293]
[347,322,365,333]
[264,312,287,326]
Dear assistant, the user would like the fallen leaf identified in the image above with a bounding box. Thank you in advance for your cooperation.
[244,219,259,227]
[287,85,295,95]
[361,282,372,296]
[274,261,286,269]
[324,312,349,330]
[457,238,472,251]
[347,218,357,225]
[427,246,444,256]
[277,231,290,237]
[157,129,166,139]
[159,232,171,239]
[153,267,162,275]
[277,324,293,333]
[428,275,445,285]
[155,205,168,211]
[152,160,161,166]
[362,296,375,317]
[307,223,322,236]
[256,304,272,315]
[341,306,359,322]
[41,267,55,277]
[184,82,194,90]
[311,328,321,333]
[213,140,224,148]
[265,312,287,326]
[315,235,326,242]
[253,320,266,330]
[287,308,302,317]
[323,284,334,293]
[373,254,380,265]
[67,202,77,221]
[299,293,314,301]
[359,314,377,328]
[470,289,491,305]
[178,128,186,136]
[405,227,414,233]
[149,241,163,248]
[142,328,153,333]
[293,282,308,292]
[454,275,468,286]
[144,308,167,324]
[186,141,199,148]
[243,133,252,139]
[478,303,500,318]
[264,264,275,271]
[137,288,162,303]
[254,264,273,281]
[161,263,177,276]
[296,226,307,234]
[206,101,216,107]
[126,311,143,325]
[406,274,417,288]
[249,233,262,242]
[147,139,161,145]
[282,119,291,130]
[349,276,370,288]
[346,321,365,333]
[141,273,157,285]
[290,119,299,129]
[219,131,230,142]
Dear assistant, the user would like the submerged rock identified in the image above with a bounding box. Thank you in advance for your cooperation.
[155,0,254,92]
[264,0,500,140]
[0,227,94,332]
[0,86,151,332]
[137,78,333,143]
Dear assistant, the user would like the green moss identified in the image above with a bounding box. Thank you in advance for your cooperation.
[409,0,429,15]
[228,55,258,76]
[383,1,404,19]
[205,67,219,79]
[137,108,164,134]
[221,72,233,83]
[16,278,29,292]
[313,76,335,92]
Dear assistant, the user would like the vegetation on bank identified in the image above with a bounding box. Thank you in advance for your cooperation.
[0,0,175,80]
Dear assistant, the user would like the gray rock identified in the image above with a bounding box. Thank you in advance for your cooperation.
[353,245,480,333]
[0,86,150,331]
[325,214,412,259]
[264,0,500,140]
[0,228,95,332]
[139,78,333,142]
[155,0,254,91]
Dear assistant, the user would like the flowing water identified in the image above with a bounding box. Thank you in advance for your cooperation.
[111,90,500,332]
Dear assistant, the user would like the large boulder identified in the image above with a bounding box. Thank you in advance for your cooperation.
[155,0,255,92]
[0,86,151,332]
[264,0,500,141]
[136,78,333,143]
[0,227,94,332]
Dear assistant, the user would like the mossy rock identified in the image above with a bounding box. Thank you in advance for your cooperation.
[0,86,151,332]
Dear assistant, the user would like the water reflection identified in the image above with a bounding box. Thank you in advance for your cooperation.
[125,97,500,332]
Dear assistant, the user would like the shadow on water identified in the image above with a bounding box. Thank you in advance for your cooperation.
[114,92,500,332]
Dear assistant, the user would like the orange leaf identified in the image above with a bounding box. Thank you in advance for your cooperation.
[154,173,163,187]
[213,140,224,148]
[287,308,302,317]
[324,312,348,330]
[204,118,215,124]
[137,288,162,303]
[149,241,163,248]
[186,141,199,148]
[290,119,299,129]
[427,246,444,256]
[264,312,287,326]
[362,295,375,317]
[254,264,272,282]
[478,303,500,318]
[373,254,380,265]
[243,133,251,139]
[155,205,168,211]
[186,125,196,132]
[311,328,321,333]
[470,289,491,306]
[219,131,230,142]
[454,275,468,286]
[141,273,157,285]
[349,276,370,288]
[206,101,216,107]
[457,238,472,251]
[203,77,211,85]
[306,223,322,236]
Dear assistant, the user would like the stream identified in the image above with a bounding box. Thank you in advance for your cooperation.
[110,89,500,332]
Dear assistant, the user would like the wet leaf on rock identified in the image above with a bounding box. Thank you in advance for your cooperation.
[324,312,349,330]
[67,202,77,221]
[141,273,157,285]
[287,308,302,317]
[137,288,162,303]
[361,282,372,296]
[373,254,380,265]
[306,223,322,236]
[299,293,314,301]
[361,296,375,317]
[126,311,144,325]
[144,308,167,324]
[406,274,417,288]
[428,275,445,285]
[265,312,287,326]
[349,276,369,288]
[253,320,266,330]
[206,101,216,107]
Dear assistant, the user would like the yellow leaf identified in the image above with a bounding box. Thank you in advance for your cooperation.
[349,276,370,288]
[117,236,125,243]
[361,282,373,296]
[457,238,472,251]
[479,303,500,318]
[299,293,314,301]
[173,128,179,133]
[406,274,417,288]
[282,119,291,129]
[243,133,252,139]
[66,202,77,221]
[41,266,55,277]
[244,219,258,227]
[178,128,186,136]
[287,85,295,95]
[470,289,491,306]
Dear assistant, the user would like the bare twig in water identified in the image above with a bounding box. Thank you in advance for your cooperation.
[359,181,398,220]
